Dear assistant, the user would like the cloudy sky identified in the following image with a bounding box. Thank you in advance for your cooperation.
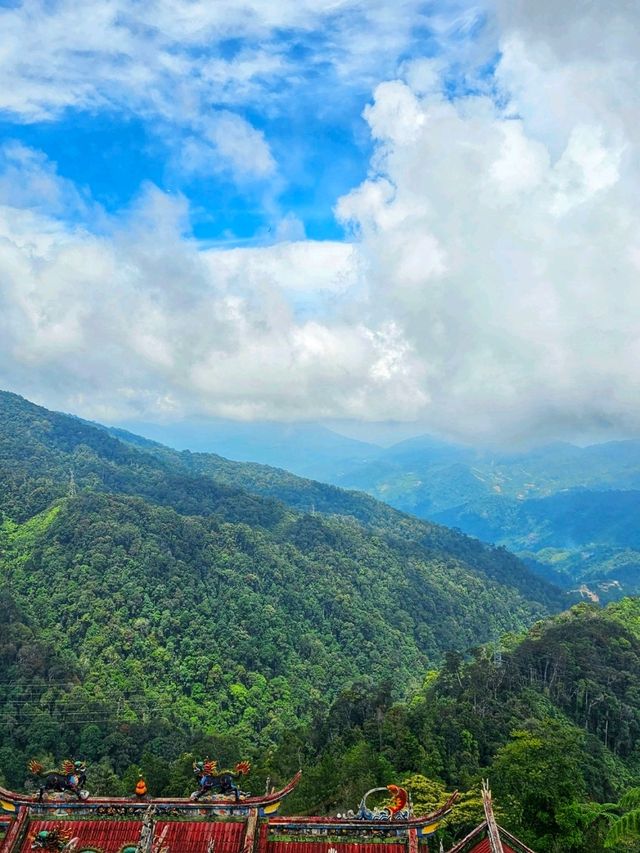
[1,0,639,445]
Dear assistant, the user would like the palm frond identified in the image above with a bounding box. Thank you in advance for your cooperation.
[620,788,640,810]
[605,808,640,848]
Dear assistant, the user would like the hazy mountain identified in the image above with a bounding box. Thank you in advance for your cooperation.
[434,489,640,601]
[117,419,382,480]
[335,437,640,511]
[325,438,640,596]
[104,417,640,597]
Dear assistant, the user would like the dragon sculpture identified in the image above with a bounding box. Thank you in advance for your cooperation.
[190,759,251,802]
[30,829,78,851]
[346,785,412,821]
[27,759,88,802]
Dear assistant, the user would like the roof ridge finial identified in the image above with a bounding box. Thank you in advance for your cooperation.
[481,780,504,853]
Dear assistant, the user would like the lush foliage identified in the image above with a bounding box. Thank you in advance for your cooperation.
[273,603,640,851]
[0,391,556,782]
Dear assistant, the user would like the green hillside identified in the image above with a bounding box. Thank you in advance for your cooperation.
[0,390,560,790]
[97,413,640,600]
[279,600,640,852]
[113,423,640,598]
[3,390,640,850]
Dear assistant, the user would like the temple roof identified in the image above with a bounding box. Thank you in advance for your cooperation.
[0,777,537,853]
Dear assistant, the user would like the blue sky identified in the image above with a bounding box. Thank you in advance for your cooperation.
[0,1,457,243]
[0,0,639,446]
[0,82,371,242]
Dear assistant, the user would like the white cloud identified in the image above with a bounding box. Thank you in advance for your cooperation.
[0,0,466,188]
[0,142,94,218]
[2,2,640,443]
[199,112,276,180]
[0,0,440,112]
[204,239,354,297]
[333,0,640,442]
[0,161,425,423]
[176,112,276,181]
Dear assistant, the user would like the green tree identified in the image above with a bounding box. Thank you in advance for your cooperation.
[492,719,587,852]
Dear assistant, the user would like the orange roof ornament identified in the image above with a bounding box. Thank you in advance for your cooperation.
[135,775,148,798]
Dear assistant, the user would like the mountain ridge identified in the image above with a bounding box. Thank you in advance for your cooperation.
[0,389,560,608]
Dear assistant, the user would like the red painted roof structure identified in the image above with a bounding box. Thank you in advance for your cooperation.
[267,842,408,853]
[19,819,245,853]
[0,776,537,853]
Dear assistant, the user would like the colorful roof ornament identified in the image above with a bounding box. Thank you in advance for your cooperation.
[191,760,252,802]
[26,762,88,803]
[135,776,148,799]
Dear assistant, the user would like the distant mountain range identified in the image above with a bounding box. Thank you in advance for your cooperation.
[117,418,381,479]
[331,438,640,599]
[116,420,640,600]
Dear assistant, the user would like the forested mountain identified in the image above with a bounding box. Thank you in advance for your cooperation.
[275,600,640,852]
[113,418,640,596]
[0,390,559,790]
[0,390,557,605]
[4,391,640,851]
[118,422,640,501]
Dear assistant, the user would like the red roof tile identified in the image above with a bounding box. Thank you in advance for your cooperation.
[21,818,246,853]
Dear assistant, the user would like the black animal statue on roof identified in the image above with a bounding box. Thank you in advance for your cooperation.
[190,759,251,802]
[28,759,88,802]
